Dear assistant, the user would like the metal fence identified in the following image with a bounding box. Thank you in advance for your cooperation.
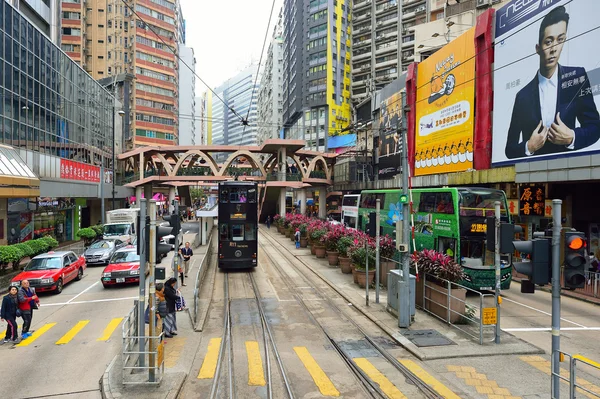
[421,273,496,345]
[193,228,215,325]
[564,270,600,299]
[121,302,164,385]
[63,241,85,256]
[552,351,600,398]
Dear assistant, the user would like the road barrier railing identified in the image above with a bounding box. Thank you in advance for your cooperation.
[121,301,164,385]
[552,351,600,398]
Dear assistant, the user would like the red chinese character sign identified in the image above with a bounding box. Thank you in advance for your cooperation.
[519,184,545,217]
[60,159,100,183]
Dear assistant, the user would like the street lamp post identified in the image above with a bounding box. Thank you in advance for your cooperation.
[112,108,125,210]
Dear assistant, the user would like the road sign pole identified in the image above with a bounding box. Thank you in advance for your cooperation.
[399,90,411,328]
[494,201,501,344]
[551,199,562,398]
[138,199,147,368]
[148,200,157,382]
[376,199,380,304]
[172,200,180,288]
[365,238,369,307]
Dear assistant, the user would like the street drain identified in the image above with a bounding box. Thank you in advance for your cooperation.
[402,329,456,347]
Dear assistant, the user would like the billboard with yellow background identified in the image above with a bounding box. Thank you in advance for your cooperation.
[415,27,475,176]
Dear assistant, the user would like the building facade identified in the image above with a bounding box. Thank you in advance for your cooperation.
[199,91,212,145]
[178,45,196,145]
[257,9,284,145]
[6,0,60,43]
[282,0,352,152]
[59,0,182,146]
[0,1,130,245]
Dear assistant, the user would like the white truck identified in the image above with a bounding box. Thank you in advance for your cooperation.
[104,208,140,243]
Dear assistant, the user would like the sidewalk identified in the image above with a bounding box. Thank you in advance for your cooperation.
[100,233,210,399]
[261,227,543,361]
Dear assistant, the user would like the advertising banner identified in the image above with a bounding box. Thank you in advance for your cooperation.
[492,0,600,165]
[414,27,475,176]
[60,159,100,183]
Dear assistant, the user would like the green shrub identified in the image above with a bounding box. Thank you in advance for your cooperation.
[0,246,24,271]
[26,239,50,257]
[77,227,97,240]
[13,243,33,258]
[91,224,104,236]
[41,235,59,249]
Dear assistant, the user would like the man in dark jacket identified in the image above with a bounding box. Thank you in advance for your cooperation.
[162,277,178,338]
[1,286,20,343]
[18,280,39,338]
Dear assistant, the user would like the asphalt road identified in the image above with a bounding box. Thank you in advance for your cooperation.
[0,264,140,399]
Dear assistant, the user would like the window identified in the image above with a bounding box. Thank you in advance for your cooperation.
[220,223,229,240]
[98,24,104,28]
[231,224,244,241]
[245,224,256,240]
[417,192,454,214]
[360,193,386,209]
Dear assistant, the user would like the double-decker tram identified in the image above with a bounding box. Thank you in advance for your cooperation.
[217,181,258,269]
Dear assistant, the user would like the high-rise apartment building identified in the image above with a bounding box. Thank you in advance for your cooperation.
[6,0,61,42]
[257,9,284,146]
[209,65,260,161]
[199,91,212,145]
[282,0,352,152]
[178,45,196,145]
[59,0,182,146]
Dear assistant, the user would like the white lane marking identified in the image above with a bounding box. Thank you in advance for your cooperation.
[502,297,588,328]
[504,327,600,332]
[41,296,137,307]
[66,281,100,304]
[185,230,190,234]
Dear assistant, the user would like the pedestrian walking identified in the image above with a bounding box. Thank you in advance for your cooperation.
[180,242,193,279]
[295,228,301,249]
[163,278,178,338]
[266,215,271,229]
[1,286,20,344]
[17,280,39,338]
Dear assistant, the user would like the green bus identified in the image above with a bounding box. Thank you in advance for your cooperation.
[355,187,512,290]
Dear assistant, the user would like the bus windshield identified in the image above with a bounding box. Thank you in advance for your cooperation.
[459,190,507,218]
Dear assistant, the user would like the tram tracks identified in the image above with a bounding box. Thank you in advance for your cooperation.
[259,228,446,399]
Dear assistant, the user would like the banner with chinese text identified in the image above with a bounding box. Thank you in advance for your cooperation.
[60,159,100,183]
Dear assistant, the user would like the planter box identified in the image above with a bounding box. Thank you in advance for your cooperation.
[326,251,339,266]
[300,237,308,248]
[417,278,466,323]
[356,269,376,288]
[352,265,358,284]
[314,245,326,258]
[339,257,352,274]
[380,260,397,288]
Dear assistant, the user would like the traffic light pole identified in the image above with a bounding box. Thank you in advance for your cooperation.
[138,199,147,369]
[399,91,411,328]
[148,200,157,382]
[551,199,562,398]
[365,238,369,307]
[172,200,180,287]
[375,198,380,304]
[494,201,501,344]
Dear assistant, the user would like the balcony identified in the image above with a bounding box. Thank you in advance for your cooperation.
[401,39,414,48]
[446,0,477,17]
[354,0,372,11]
[355,12,371,22]
[353,51,372,61]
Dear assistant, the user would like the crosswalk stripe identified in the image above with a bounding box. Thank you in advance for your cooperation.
[354,358,406,399]
[294,346,340,397]
[198,338,222,379]
[399,359,461,399]
[16,323,56,347]
[246,341,266,386]
[56,320,90,345]
[97,318,124,341]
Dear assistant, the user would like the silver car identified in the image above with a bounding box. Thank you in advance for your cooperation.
[84,239,125,266]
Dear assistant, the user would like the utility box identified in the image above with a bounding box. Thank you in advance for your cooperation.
[387,269,415,317]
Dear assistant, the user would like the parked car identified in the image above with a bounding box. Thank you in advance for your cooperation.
[83,239,125,266]
[101,245,143,288]
[11,251,87,294]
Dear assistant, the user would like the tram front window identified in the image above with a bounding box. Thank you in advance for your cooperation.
[231,224,244,241]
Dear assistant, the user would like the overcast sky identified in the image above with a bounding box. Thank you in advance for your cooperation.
[180,0,283,94]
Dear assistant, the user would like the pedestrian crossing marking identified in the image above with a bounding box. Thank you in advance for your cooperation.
[164,337,187,368]
[246,341,266,386]
[521,355,600,398]
[97,318,124,342]
[198,338,222,379]
[16,323,56,347]
[294,346,340,397]
[56,320,90,345]
[399,359,461,399]
[354,357,407,399]
[447,365,521,399]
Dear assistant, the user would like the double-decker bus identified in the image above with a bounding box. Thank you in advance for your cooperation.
[357,187,512,290]
[341,194,360,230]
[217,181,258,269]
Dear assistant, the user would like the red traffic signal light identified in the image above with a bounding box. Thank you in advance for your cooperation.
[564,231,587,289]
[567,236,585,251]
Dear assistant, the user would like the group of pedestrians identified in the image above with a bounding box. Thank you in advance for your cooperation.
[1,280,40,344]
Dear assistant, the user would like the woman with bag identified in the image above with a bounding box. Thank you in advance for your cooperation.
[1,286,20,344]
[155,283,168,336]
[163,278,178,337]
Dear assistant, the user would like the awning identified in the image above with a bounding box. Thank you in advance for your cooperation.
[0,145,40,198]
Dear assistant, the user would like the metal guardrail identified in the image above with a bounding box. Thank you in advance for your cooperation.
[553,351,600,398]
[422,273,496,345]
[121,302,164,385]
[63,241,86,256]
[564,270,600,299]
[193,227,215,325]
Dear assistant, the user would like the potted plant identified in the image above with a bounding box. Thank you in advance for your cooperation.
[349,243,376,288]
[299,223,308,248]
[273,214,282,233]
[308,220,327,257]
[379,235,397,287]
[337,235,354,274]
[322,225,344,266]
[411,249,467,323]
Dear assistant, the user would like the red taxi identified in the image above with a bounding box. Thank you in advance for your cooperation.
[101,245,142,288]
[11,251,87,294]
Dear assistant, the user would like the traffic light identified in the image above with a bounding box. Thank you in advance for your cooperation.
[155,221,173,264]
[513,238,551,293]
[366,212,377,238]
[137,216,150,256]
[163,213,181,238]
[563,231,587,290]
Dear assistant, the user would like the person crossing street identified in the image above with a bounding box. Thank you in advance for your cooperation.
[17,280,39,339]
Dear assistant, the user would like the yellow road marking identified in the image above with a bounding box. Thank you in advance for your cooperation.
[198,338,222,379]
[354,357,406,399]
[399,359,461,399]
[16,323,56,347]
[294,346,340,397]
[521,355,600,398]
[97,318,124,341]
[246,341,266,386]
[56,320,90,345]
[447,365,521,398]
